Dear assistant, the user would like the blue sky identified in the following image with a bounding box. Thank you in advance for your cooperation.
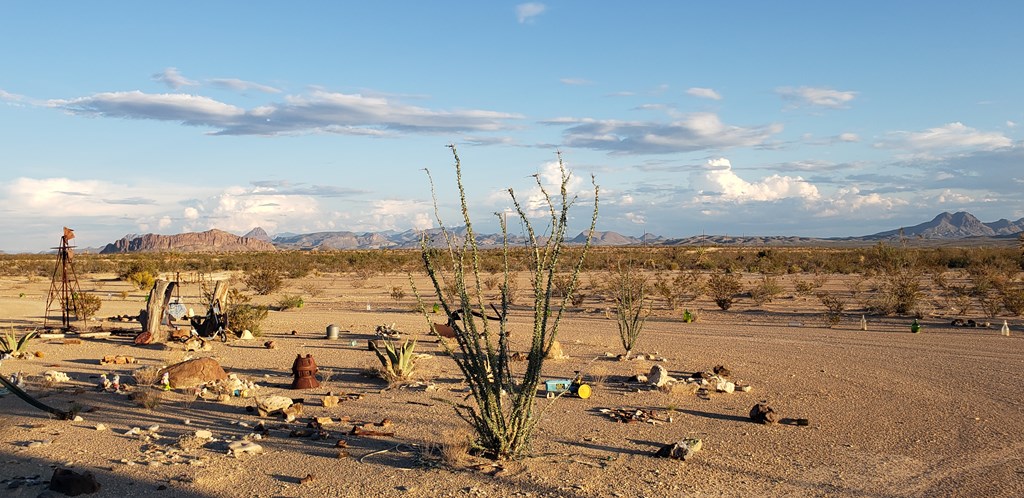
[2,2,1022,252]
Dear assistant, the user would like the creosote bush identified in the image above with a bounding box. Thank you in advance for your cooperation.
[72,292,102,320]
[751,274,783,305]
[706,271,743,310]
[818,292,846,328]
[244,268,283,295]
[417,145,598,460]
[227,291,268,335]
[276,294,305,310]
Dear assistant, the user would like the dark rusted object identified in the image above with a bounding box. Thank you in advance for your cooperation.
[45,227,84,331]
[291,354,321,389]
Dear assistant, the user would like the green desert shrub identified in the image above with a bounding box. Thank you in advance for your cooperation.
[73,292,102,320]
[276,294,305,310]
[228,297,269,336]
[706,271,743,311]
[750,274,783,305]
[244,268,283,295]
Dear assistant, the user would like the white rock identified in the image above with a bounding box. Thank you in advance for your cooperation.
[716,379,735,394]
[256,395,293,414]
[95,424,107,431]
[44,371,71,383]
[72,415,84,422]
[125,427,142,436]
[228,440,263,456]
[239,330,255,340]
[194,430,213,440]
[648,365,675,387]
[147,424,160,433]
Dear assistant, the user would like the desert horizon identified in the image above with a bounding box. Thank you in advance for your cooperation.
[1,238,1023,496]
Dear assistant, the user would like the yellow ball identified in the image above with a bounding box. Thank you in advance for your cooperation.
[576,384,591,399]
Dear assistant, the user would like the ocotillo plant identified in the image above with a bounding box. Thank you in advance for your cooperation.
[608,262,650,359]
[419,145,598,460]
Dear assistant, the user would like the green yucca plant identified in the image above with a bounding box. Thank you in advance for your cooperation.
[372,339,417,383]
[0,329,37,358]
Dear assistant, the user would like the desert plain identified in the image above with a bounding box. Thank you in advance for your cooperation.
[0,266,1022,498]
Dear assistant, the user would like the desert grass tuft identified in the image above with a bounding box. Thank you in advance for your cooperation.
[132,366,163,387]
[132,390,164,411]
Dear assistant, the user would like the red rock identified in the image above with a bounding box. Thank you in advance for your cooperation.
[160,357,227,388]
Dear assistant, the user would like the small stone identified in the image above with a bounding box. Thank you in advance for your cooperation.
[194,430,213,440]
[738,384,752,393]
[72,415,84,422]
[147,424,160,433]
[239,330,255,341]
[322,394,340,408]
[300,473,315,484]
[95,424,107,431]
[632,374,648,383]
[264,341,277,349]
[228,440,263,457]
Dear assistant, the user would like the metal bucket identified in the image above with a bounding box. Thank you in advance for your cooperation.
[325,324,340,340]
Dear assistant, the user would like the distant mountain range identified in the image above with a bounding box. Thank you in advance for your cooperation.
[95,211,1024,253]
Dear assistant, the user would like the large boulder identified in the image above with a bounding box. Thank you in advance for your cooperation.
[160,358,227,388]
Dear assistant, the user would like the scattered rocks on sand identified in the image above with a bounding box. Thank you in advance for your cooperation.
[99,355,136,366]
[161,357,228,388]
[44,371,71,383]
[599,407,673,425]
[256,396,303,421]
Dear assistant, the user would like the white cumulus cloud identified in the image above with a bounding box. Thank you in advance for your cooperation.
[689,158,820,203]
[815,186,907,217]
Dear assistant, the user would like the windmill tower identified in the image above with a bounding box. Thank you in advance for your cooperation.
[45,227,83,331]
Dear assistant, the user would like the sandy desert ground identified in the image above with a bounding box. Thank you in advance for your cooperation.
[0,270,1022,497]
